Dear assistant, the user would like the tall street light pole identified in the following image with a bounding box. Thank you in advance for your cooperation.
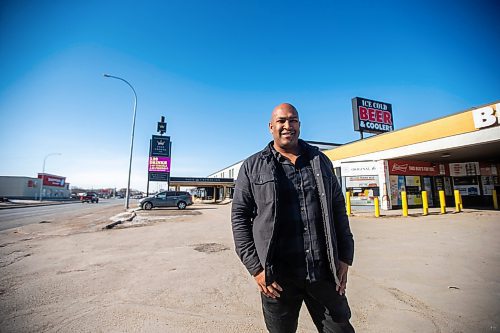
[39,153,61,202]
[104,74,138,210]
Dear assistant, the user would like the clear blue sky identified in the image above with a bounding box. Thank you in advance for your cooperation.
[1,0,499,191]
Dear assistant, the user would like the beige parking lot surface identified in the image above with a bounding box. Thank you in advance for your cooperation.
[0,204,499,332]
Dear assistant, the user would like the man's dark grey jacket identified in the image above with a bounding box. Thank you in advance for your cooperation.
[231,140,354,286]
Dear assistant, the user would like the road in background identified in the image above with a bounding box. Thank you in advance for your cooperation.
[0,199,134,231]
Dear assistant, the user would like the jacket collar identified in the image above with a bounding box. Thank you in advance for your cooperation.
[260,139,318,161]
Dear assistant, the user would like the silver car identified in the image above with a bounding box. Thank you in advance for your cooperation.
[139,191,193,210]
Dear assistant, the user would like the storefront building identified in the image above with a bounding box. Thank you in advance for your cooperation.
[325,101,500,210]
[0,174,70,200]
[206,141,342,198]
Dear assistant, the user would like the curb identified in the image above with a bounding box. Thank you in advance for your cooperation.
[104,211,137,229]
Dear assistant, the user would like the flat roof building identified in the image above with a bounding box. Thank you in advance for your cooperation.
[208,101,499,210]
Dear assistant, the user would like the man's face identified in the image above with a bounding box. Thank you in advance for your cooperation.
[269,106,300,150]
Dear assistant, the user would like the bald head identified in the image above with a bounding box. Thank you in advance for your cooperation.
[271,103,299,122]
[269,103,301,153]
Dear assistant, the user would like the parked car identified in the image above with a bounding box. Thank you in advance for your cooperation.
[139,191,193,210]
[79,192,99,203]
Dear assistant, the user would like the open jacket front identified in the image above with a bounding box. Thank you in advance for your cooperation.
[231,140,354,286]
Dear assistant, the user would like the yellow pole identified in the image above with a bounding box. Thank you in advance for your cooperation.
[374,197,380,218]
[439,190,446,214]
[422,191,429,216]
[346,191,352,215]
[459,193,463,211]
[401,191,408,217]
[493,189,498,210]
[454,190,461,213]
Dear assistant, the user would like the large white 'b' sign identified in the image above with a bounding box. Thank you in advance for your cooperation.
[472,104,500,129]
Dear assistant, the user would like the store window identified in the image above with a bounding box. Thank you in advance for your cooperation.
[345,175,379,206]
[453,176,480,196]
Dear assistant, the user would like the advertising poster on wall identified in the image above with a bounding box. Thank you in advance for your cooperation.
[444,177,453,195]
[405,176,422,205]
[389,175,405,206]
[341,161,379,176]
[453,184,480,196]
[349,191,375,205]
[423,177,434,206]
[449,162,480,176]
[453,176,480,196]
[435,177,453,196]
[435,177,444,192]
[345,176,378,188]
[389,160,441,176]
[481,176,496,195]
[479,164,498,176]
[37,174,66,187]
[345,175,379,206]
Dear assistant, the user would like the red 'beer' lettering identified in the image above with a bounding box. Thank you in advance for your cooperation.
[368,108,375,121]
[359,107,392,125]
[359,106,368,120]
[383,111,392,125]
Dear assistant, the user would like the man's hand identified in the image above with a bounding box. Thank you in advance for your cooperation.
[336,261,349,296]
[254,269,282,299]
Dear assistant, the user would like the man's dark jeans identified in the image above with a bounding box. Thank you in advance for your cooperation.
[261,277,355,333]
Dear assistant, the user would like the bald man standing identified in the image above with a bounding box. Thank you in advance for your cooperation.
[232,103,355,332]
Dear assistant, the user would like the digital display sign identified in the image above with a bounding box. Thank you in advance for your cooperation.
[148,156,171,172]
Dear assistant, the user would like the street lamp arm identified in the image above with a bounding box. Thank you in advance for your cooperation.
[103,73,138,210]
[39,152,62,202]
[43,152,62,164]
[103,74,137,101]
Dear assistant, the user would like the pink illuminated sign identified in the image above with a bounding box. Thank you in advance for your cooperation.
[148,156,171,172]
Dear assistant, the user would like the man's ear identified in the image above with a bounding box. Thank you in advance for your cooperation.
[268,122,273,133]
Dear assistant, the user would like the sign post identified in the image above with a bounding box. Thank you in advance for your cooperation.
[147,116,171,195]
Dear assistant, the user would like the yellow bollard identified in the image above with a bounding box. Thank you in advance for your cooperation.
[493,189,498,210]
[459,193,463,211]
[346,191,352,215]
[422,191,429,216]
[439,190,446,214]
[374,197,380,218]
[401,191,408,217]
[454,190,461,213]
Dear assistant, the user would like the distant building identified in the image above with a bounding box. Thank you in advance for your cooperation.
[0,174,70,199]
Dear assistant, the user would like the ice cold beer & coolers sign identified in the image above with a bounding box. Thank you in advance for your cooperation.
[352,97,394,134]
